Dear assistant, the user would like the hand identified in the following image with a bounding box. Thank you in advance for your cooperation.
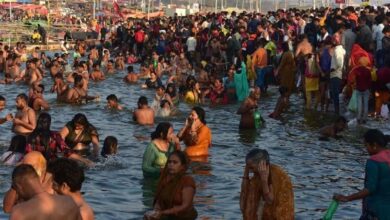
[144,210,161,220]
[333,194,349,202]
[258,161,269,183]
[13,118,21,125]
[184,117,193,128]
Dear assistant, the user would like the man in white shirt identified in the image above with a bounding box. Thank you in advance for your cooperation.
[329,34,346,115]
[186,32,197,67]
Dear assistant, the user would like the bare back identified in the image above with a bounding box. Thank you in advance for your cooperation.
[134,108,154,125]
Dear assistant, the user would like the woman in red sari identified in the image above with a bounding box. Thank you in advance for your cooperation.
[145,151,197,220]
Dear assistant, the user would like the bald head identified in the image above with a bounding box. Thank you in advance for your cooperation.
[22,151,47,178]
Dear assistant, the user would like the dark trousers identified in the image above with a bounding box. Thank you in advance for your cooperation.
[329,77,342,114]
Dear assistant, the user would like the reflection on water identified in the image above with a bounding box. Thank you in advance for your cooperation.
[1,61,389,219]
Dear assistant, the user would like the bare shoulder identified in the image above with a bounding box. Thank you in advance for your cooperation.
[80,203,95,220]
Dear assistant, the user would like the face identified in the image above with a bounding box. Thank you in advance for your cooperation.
[0,100,5,111]
[15,97,25,110]
[52,180,67,195]
[189,110,199,121]
[167,154,184,175]
[364,142,377,156]
[214,79,222,88]
[74,123,84,131]
[107,100,116,107]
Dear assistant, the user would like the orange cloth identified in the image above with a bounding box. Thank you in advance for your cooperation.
[349,44,373,70]
[252,48,268,69]
[240,164,294,220]
[184,125,212,157]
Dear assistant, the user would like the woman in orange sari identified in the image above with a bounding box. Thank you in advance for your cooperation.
[177,107,212,157]
[240,149,294,220]
[144,151,197,220]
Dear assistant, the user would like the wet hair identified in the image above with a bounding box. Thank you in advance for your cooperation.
[192,106,206,124]
[127,65,134,72]
[0,95,5,102]
[106,94,118,102]
[12,164,38,184]
[160,99,170,108]
[169,150,189,169]
[101,136,118,157]
[16,93,28,102]
[74,74,83,86]
[138,96,148,105]
[364,129,387,148]
[279,86,288,95]
[48,158,84,192]
[245,148,270,165]
[27,112,52,159]
[151,122,172,140]
[8,135,26,154]
[166,83,177,97]
[281,42,289,52]
[336,116,347,124]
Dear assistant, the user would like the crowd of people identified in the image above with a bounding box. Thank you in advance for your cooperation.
[1,4,390,219]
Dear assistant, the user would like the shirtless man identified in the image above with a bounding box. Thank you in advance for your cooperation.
[67,63,89,90]
[66,75,98,104]
[51,73,69,102]
[29,84,50,111]
[50,59,62,77]
[236,87,261,129]
[124,65,138,83]
[106,94,123,110]
[89,46,99,61]
[26,58,43,85]
[48,158,95,220]
[9,164,81,220]
[12,93,36,135]
[4,151,54,213]
[90,63,105,81]
[295,35,313,85]
[133,96,154,125]
[319,116,347,141]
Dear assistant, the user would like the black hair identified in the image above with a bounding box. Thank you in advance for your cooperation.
[74,75,83,86]
[138,96,148,105]
[8,135,26,154]
[169,150,189,169]
[160,100,170,108]
[48,158,85,192]
[106,94,118,102]
[192,106,206,124]
[279,86,288,95]
[101,136,118,157]
[364,129,387,148]
[245,148,270,165]
[0,95,5,101]
[12,164,38,183]
[16,93,28,102]
[151,122,172,140]
[336,116,347,124]
[27,112,52,159]
[166,83,177,97]
[127,65,134,72]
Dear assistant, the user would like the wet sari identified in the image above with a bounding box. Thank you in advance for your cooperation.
[240,164,294,220]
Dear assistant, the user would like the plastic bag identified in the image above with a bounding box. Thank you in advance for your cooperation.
[381,104,389,119]
[348,90,358,113]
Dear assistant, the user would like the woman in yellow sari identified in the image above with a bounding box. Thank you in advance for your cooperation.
[240,149,294,220]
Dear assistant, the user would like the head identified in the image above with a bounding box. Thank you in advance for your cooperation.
[250,87,261,100]
[21,151,47,178]
[364,129,388,155]
[166,83,176,97]
[160,100,171,109]
[36,112,51,131]
[71,113,90,131]
[106,94,119,108]
[335,116,347,131]
[151,122,173,140]
[74,74,84,88]
[245,148,270,174]
[48,158,85,194]
[8,135,26,154]
[101,136,118,157]
[12,164,40,200]
[33,84,45,96]
[156,85,165,96]
[0,95,5,111]
[127,65,134,73]
[167,151,189,175]
[16,93,28,110]
[137,96,148,108]
[190,106,206,124]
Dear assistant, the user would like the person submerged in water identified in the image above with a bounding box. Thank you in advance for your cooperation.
[269,86,289,119]
[101,136,118,158]
[319,116,347,141]
[133,96,154,125]
[237,87,261,129]
[123,65,138,83]
[106,94,123,110]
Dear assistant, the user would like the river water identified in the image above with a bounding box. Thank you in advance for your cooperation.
[0,61,388,219]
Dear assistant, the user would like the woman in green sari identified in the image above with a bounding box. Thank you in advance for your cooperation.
[142,122,180,178]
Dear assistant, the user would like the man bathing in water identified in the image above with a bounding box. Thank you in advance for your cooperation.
[51,73,69,102]
[66,75,99,104]
[48,158,95,220]
[12,93,36,135]
[0,96,13,124]
[133,96,154,125]
[29,84,50,111]
[106,94,123,110]
[9,164,81,220]
[319,116,347,140]
[237,87,261,129]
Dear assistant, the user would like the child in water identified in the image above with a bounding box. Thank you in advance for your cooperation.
[319,116,348,141]
[101,136,118,158]
[269,86,289,119]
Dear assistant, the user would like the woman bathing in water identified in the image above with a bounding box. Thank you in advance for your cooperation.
[66,75,99,104]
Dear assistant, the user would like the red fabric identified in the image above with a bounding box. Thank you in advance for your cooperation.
[370,149,390,167]
[355,66,372,91]
[375,67,390,91]
[113,0,124,18]
[350,44,373,69]
[135,30,145,43]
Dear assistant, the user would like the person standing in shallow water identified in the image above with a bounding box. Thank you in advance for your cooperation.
[334,129,390,220]
[133,96,155,125]
[237,87,261,129]
[240,149,294,220]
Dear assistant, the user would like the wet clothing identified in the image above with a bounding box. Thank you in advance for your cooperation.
[64,122,98,149]
[145,78,163,89]
[278,51,297,93]
[234,62,249,102]
[142,142,175,177]
[26,131,71,161]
